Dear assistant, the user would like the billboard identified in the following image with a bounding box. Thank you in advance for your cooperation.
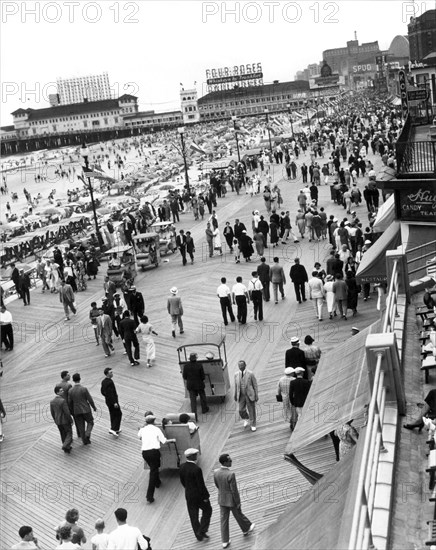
[206,63,263,92]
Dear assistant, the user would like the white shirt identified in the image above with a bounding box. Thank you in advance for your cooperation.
[0,310,13,324]
[138,424,167,450]
[308,277,325,299]
[232,282,248,297]
[217,284,231,298]
[248,278,263,292]
[91,532,110,550]
[107,524,147,550]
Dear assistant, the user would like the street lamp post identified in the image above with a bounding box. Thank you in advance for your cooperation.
[178,126,190,194]
[264,108,272,153]
[232,115,241,163]
[80,143,104,248]
[305,101,311,134]
[286,103,294,136]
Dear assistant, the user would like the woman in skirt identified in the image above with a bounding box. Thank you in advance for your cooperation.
[136,315,158,367]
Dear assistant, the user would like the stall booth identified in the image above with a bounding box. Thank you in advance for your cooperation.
[177,335,230,403]
[132,232,160,270]
[106,245,137,286]
[149,221,176,256]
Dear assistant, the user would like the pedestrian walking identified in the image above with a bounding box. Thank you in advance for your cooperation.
[205,222,214,258]
[257,257,271,302]
[247,271,264,321]
[120,311,140,366]
[138,414,176,504]
[68,373,97,445]
[128,286,145,326]
[167,286,184,337]
[96,307,114,357]
[179,448,212,542]
[223,222,234,252]
[289,367,312,425]
[0,399,6,442]
[302,335,322,379]
[182,352,210,419]
[333,272,348,320]
[324,275,337,319]
[0,305,14,351]
[231,277,249,324]
[101,368,122,436]
[213,453,255,549]
[217,277,236,325]
[50,385,73,454]
[59,280,76,321]
[276,367,296,425]
[176,229,187,266]
[89,302,100,346]
[308,271,325,321]
[270,257,286,304]
[107,508,149,549]
[136,315,158,367]
[234,360,258,431]
[289,257,308,304]
[185,231,195,264]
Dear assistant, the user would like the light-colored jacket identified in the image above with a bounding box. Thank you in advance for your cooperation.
[234,369,258,402]
[167,295,183,315]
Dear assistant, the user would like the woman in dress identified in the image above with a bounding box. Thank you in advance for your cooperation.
[295,209,306,239]
[223,222,234,252]
[263,186,271,213]
[239,231,254,262]
[334,419,359,459]
[213,227,223,256]
[49,260,60,292]
[269,218,279,247]
[345,270,360,317]
[324,274,336,319]
[198,196,205,220]
[136,315,158,367]
[276,367,296,426]
[252,230,265,257]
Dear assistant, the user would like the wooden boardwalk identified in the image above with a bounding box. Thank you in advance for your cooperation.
[1,153,384,549]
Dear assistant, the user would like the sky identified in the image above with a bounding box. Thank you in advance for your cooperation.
[0,0,424,126]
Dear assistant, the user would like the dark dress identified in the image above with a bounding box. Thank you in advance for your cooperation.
[270,221,279,246]
[239,233,254,260]
[346,276,359,311]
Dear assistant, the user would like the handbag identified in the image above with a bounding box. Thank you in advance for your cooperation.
[276,394,283,402]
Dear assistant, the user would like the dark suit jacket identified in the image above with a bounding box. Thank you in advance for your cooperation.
[257,262,270,282]
[68,384,96,415]
[101,378,119,406]
[50,395,72,426]
[214,467,240,508]
[183,361,205,391]
[179,460,210,503]
[289,264,308,283]
[289,377,312,407]
[285,347,307,370]
[129,291,145,315]
[233,222,246,240]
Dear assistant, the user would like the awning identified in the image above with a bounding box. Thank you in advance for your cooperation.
[405,224,436,281]
[372,194,395,232]
[355,221,402,284]
[255,442,359,550]
[284,320,381,456]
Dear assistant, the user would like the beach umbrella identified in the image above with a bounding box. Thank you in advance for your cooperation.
[41,207,62,216]
[96,207,110,215]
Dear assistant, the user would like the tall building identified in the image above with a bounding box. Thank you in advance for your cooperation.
[408,9,436,63]
[180,88,200,124]
[56,71,112,105]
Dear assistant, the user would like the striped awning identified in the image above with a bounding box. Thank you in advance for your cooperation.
[284,320,381,456]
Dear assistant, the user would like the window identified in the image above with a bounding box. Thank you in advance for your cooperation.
[104,118,108,125]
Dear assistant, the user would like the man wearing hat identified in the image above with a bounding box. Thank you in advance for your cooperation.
[351,326,360,336]
[96,307,114,358]
[179,448,212,542]
[277,367,295,425]
[138,415,176,504]
[285,337,307,377]
[234,360,258,431]
[129,286,144,326]
[213,454,255,548]
[289,257,308,304]
[289,367,312,425]
[167,287,184,338]
[183,353,209,418]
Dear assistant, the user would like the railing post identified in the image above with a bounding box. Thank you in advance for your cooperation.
[386,250,410,304]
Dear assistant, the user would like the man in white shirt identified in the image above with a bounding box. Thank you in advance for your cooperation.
[217,277,235,326]
[231,276,250,325]
[138,414,175,503]
[0,305,14,351]
[308,270,325,321]
[11,526,40,549]
[107,508,148,550]
[247,271,264,321]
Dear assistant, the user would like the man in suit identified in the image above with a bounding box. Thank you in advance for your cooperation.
[119,311,140,366]
[257,257,271,302]
[129,286,144,326]
[50,385,73,453]
[183,353,209,418]
[176,229,187,266]
[233,219,246,243]
[59,280,76,321]
[9,264,19,298]
[289,367,312,424]
[68,373,97,445]
[96,307,114,358]
[179,448,212,541]
[234,360,258,431]
[103,276,116,306]
[213,453,255,548]
[18,269,31,306]
[289,257,308,303]
[285,337,308,377]
[269,256,286,304]
[167,286,184,338]
[101,367,122,436]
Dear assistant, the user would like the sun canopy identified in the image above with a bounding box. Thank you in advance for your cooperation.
[284,320,381,456]
[355,222,402,284]
[372,194,395,232]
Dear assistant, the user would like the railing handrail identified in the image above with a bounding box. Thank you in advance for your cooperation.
[406,239,436,256]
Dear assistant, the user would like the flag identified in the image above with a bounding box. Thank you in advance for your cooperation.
[190,141,206,155]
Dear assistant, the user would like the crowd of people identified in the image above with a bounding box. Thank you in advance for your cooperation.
[3,89,404,548]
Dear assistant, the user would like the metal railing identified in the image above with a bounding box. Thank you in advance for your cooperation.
[407,240,436,277]
[349,352,387,550]
[383,259,400,333]
[397,140,436,174]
